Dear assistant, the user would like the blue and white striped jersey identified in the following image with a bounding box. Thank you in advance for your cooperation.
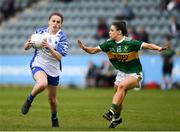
[30,27,68,77]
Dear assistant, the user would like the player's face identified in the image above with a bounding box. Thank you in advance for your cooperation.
[109,25,119,40]
[48,15,62,34]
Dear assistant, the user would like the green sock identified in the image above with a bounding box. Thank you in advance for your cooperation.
[111,104,121,117]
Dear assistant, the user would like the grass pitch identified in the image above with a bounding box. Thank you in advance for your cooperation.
[0,86,180,131]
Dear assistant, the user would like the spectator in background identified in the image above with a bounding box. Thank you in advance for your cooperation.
[169,15,180,38]
[159,0,170,11]
[95,17,109,40]
[86,60,117,88]
[127,25,139,40]
[0,0,15,20]
[161,37,176,90]
[95,59,116,87]
[167,0,180,11]
[115,0,135,21]
[138,25,149,43]
[94,59,106,87]
[102,61,117,87]
[86,60,98,87]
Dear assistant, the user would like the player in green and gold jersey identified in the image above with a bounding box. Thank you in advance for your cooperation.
[77,21,167,128]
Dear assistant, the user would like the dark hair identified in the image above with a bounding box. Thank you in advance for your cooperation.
[48,12,64,24]
[112,21,128,35]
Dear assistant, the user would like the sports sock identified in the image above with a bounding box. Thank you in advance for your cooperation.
[111,104,120,118]
[51,112,57,119]
[27,94,34,103]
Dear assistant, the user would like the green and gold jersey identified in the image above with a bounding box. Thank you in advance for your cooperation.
[99,37,143,73]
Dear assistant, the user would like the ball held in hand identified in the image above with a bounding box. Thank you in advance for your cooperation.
[31,34,45,49]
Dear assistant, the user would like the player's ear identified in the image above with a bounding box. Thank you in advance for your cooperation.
[119,30,122,35]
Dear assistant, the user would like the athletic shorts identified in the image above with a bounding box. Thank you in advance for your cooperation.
[31,66,59,86]
[114,71,143,87]
[163,63,173,75]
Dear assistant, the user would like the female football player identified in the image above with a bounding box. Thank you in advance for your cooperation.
[22,12,68,127]
[77,21,167,128]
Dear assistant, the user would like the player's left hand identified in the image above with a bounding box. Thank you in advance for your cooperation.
[159,46,168,52]
[42,38,50,49]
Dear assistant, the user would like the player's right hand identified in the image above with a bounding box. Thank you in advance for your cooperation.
[27,38,33,47]
[77,39,84,49]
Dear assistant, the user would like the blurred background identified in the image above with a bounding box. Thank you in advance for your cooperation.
[0,0,180,89]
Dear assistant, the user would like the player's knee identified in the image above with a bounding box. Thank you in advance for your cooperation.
[117,84,125,91]
[48,97,56,105]
[37,81,48,89]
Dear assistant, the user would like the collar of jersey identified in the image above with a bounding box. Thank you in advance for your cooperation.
[47,28,62,35]
[115,36,125,44]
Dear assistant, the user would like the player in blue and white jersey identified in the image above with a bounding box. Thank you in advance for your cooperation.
[21,12,68,127]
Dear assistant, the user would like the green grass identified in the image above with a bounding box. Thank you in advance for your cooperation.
[0,87,180,131]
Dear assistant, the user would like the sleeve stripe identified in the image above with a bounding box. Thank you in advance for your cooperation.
[140,42,145,50]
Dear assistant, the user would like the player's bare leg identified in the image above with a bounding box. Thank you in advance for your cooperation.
[47,85,59,127]
[113,76,138,105]
[109,76,139,128]
[21,71,48,115]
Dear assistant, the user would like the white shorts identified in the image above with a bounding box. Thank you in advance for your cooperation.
[114,71,143,88]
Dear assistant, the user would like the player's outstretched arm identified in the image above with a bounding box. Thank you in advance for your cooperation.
[142,42,167,52]
[77,39,101,54]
